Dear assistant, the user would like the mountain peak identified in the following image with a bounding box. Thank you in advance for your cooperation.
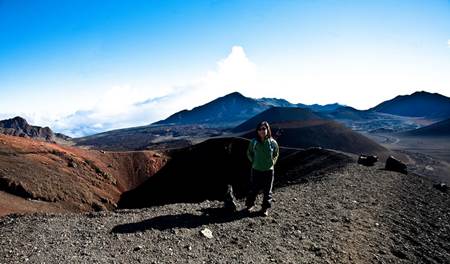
[223,91,245,98]
[0,116,29,128]
[153,91,269,126]
[0,116,69,142]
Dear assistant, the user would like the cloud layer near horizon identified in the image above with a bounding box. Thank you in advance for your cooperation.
[46,46,258,137]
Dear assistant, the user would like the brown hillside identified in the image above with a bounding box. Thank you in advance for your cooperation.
[0,135,167,216]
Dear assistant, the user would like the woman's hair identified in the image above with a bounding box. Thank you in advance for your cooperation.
[255,121,272,142]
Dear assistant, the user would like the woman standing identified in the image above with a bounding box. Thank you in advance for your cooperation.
[246,121,279,216]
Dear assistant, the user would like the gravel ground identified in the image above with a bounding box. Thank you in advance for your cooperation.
[0,163,449,264]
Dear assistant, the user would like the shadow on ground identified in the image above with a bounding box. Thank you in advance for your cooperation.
[111,207,260,234]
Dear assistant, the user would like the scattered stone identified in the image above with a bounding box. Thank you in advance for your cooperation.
[200,228,213,239]
[134,245,143,251]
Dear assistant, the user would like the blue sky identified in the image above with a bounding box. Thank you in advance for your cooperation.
[1,0,449,136]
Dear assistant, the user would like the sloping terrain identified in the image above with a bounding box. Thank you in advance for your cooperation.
[239,120,392,159]
[232,107,325,133]
[154,92,270,126]
[74,124,221,151]
[0,135,168,216]
[400,118,450,137]
[322,107,428,134]
[0,158,448,263]
[0,116,70,143]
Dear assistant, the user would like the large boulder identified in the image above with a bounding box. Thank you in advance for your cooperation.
[385,156,407,174]
[357,155,378,166]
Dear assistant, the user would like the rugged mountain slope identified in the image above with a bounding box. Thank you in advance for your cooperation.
[0,135,167,216]
[401,118,450,137]
[0,116,70,142]
[154,92,270,126]
[371,91,450,119]
[0,156,448,263]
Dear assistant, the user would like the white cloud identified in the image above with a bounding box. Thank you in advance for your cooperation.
[51,45,259,137]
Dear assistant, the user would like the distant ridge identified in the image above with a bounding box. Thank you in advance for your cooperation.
[0,116,70,142]
[371,91,450,119]
[154,92,347,127]
[323,106,378,121]
[297,102,344,112]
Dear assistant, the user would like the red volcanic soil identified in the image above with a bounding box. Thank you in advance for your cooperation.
[0,135,168,216]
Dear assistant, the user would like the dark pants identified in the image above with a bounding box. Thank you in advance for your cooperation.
[246,168,274,209]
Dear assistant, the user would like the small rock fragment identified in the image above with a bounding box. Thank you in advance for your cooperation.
[200,228,213,239]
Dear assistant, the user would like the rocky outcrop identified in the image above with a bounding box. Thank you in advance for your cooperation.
[0,116,70,142]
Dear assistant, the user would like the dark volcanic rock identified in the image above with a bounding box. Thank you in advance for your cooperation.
[358,155,379,166]
[385,156,407,174]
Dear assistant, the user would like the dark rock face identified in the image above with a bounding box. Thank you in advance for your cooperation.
[385,156,407,174]
[0,116,70,142]
[358,155,379,166]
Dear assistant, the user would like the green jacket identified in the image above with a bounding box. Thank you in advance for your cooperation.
[247,137,279,171]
